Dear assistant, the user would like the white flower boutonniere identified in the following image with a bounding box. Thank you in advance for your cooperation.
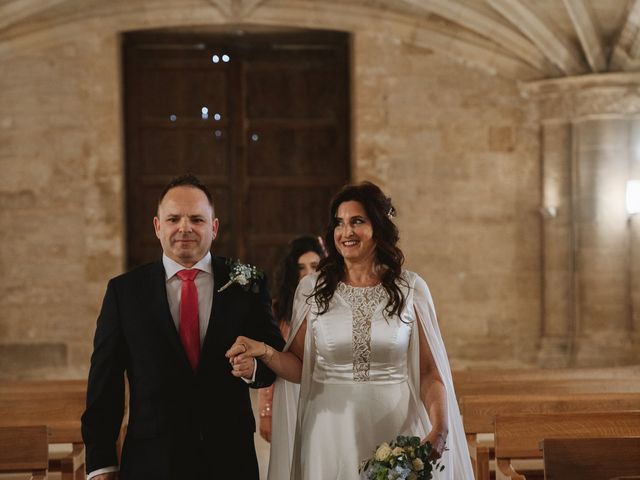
[218,259,264,293]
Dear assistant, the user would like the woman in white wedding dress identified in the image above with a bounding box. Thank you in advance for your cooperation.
[227,182,473,480]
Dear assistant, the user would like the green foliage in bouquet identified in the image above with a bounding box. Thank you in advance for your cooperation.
[359,435,445,480]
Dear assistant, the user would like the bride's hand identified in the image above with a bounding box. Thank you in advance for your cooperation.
[226,336,264,378]
[423,429,447,459]
[226,336,264,361]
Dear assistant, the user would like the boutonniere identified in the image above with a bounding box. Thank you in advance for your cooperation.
[218,259,264,293]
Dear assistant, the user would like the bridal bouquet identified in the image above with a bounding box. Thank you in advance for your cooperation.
[359,435,444,480]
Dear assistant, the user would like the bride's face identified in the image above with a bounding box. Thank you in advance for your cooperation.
[333,200,376,264]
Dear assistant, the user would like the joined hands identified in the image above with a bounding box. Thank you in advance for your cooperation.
[226,336,269,378]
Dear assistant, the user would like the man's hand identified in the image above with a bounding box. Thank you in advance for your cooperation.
[226,336,266,379]
[230,353,256,379]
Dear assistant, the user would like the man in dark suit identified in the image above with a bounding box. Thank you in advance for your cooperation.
[81,174,284,479]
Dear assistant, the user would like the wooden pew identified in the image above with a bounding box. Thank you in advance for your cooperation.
[456,377,640,398]
[460,392,640,479]
[454,369,640,478]
[542,436,640,480]
[0,382,86,480]
[0,379,129,479]
[460,393,640,480]
[453,366,640,384]
[461,392,640,439]
[0,425,48,479]
[0,379,86,393]
[494,411,640,480]
[453,366,640,398]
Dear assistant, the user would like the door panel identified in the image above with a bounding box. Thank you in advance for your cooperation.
[124,30,350,279]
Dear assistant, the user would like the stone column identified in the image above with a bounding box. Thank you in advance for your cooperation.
[573,116,632,365]
[522,73,640,366]
[537,121,575,367]
[631,119,640,363]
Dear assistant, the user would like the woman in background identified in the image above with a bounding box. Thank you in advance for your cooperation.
[258,235,326,442]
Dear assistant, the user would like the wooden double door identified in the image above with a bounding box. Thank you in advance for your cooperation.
[123,29,351,278]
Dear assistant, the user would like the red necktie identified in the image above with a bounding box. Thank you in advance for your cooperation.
[177,269,200,370]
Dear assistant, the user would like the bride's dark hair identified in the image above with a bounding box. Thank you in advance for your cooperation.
[312,181,407,317]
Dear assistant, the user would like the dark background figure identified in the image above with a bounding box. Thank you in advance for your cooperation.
[258,235,326,442]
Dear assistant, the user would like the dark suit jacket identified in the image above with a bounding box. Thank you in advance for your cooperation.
[81,256,285,479]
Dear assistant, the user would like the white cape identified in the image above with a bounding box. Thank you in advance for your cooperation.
[267,271,473,480]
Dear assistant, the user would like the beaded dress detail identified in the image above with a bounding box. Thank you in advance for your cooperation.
[336,282,386,382]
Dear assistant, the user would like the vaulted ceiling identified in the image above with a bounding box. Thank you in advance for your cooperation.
[1,0,639,81]
[391,0,639,80]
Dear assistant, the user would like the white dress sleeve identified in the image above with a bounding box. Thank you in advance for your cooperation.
[408,271,474,479]
[267,273,318,480]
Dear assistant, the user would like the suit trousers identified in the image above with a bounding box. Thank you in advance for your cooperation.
[119,429,259,479]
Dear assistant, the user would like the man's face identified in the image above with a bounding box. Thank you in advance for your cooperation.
[153,186,219,267]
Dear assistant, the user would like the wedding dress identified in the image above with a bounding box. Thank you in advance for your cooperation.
[268,271,473,480]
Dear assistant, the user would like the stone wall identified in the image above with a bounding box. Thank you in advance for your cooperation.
[0,27,124,378]
[352,31,541,367]
[1,0,628,379]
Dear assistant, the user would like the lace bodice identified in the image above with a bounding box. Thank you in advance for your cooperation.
[336,283,386,381]
[311,282,412,384]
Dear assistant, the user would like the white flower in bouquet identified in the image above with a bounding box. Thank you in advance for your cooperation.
[375,443,392,462]
[391,446,404,457]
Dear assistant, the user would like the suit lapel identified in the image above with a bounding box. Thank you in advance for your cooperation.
[201,256,230,359]
[149,261,193,372]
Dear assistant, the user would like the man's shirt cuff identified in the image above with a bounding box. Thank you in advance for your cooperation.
[87,466,118,479]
